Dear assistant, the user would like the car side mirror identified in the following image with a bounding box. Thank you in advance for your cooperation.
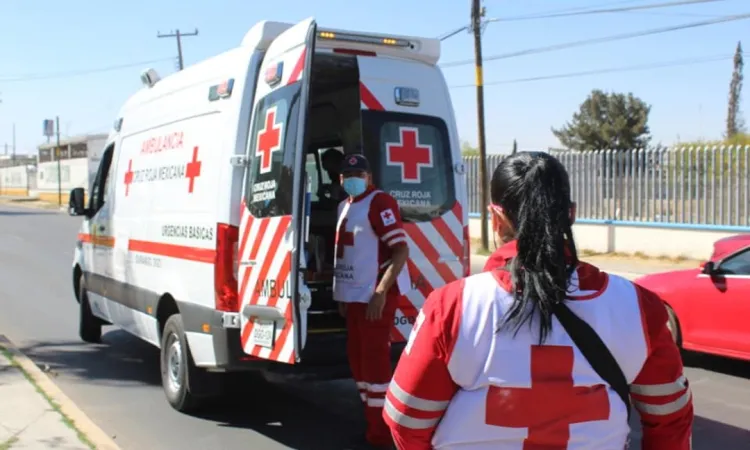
[701,261,715,275]
[68,188,87,217]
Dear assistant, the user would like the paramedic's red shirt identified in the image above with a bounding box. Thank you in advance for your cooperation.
[387,240,694,449]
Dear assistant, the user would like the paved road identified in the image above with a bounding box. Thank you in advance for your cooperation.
[0,203,748,450]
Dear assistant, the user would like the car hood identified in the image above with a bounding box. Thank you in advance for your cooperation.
[635,268,702,295]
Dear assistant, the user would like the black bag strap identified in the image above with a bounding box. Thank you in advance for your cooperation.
[553,301,632,419]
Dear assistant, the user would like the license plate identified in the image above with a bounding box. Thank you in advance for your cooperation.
[249,319,275,349]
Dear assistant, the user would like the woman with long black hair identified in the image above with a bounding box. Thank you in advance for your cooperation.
[383,152,693,449]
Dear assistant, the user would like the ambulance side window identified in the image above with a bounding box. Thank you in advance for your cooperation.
[306,153,321,202]
[88,144,115,214]
[361,111,455,222]
[243,83,301,218]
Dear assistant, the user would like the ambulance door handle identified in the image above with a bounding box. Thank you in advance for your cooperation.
[437,256,459,263]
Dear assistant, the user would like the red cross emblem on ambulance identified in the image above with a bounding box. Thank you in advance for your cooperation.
[385,127,433,184]
[256,106,284,174]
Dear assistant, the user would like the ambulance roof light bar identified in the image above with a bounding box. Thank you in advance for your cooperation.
[316,27,441,66]
[317,29,412,49]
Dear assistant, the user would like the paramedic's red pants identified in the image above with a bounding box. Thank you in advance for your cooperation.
[346,294,398,446]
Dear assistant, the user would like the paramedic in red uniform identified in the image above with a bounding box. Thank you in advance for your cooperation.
[383,151,694,450]
[334,153,410,449]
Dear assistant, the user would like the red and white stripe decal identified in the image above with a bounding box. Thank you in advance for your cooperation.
[396,202,464,340]
[77,233,215,263]
[236,46,308,364]
[359,82,466,341]
[360,82,384,111]
[237,205,297,364]
[287,48,306,85]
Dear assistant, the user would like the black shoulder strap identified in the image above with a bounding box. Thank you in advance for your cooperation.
[553,302,632,419]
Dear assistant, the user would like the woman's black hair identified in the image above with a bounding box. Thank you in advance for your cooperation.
[490,151,579,343]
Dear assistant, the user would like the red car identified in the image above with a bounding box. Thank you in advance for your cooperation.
[635,234,750,362]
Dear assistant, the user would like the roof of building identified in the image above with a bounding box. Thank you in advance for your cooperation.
[37,133,109,150]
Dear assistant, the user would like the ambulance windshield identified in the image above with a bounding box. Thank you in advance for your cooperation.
[361,111,456,222]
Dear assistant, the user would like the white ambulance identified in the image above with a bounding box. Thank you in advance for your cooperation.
[68,18,469,412]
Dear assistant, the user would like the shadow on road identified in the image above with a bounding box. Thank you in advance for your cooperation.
[684,351,750,379]
[0,209,59,216]
[692,415,750,448]
[628,412,750,448]
[16,331,750,450]
[18,330,161,387]
[17,330,369,449]
[198,381,366,450]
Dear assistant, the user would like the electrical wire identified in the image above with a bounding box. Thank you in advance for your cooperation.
[440,12,750,68]
[436,0,722,40]
[448,52,748,88]
[484,0,724,22]
[0,58,174,83]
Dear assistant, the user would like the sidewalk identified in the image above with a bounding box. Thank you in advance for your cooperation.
[0,338,120,450]
[0,349,91,449]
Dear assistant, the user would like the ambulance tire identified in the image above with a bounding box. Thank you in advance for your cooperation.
[160,314,208,413]
[78,277,102,344]
[665,304,682,347]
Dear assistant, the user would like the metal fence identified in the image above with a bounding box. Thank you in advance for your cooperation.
[464,146,750,228]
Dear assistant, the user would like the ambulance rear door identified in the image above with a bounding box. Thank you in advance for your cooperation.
[238,17,316,364]
[356,50,468,343]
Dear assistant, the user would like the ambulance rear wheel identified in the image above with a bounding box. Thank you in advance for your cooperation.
[160,314,204,413]
[78,276,102,344]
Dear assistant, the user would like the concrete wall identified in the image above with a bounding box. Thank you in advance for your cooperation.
[0,165,35,197]
[469,217,745,260]
[33,158,89,204]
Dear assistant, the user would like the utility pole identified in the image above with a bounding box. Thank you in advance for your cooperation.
[12,123,15,162]
[471,0,490,252]
[157,28,199,71]
[56,116,62,206]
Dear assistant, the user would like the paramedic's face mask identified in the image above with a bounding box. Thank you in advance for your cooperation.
[341,171,369,197]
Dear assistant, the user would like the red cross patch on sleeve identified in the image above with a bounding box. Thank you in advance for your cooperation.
[380,208,396,227]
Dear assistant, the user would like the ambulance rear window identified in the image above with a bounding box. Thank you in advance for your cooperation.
[243,83,301,218]
[361,111,455,222]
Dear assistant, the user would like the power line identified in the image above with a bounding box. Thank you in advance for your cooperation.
[436,0,721,40]
[448,52,749,88]
[0,58,174,83]
[484,0,724,22]
[437,0,641,39]
[440,11,750,68]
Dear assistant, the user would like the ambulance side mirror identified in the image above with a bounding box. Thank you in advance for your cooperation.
[68,188,88,217]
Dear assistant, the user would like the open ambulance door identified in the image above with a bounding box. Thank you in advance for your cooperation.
[238,18,317,364]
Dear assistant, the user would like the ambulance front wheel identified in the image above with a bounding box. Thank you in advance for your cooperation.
[160,314,205,413]
[78,276,102,344]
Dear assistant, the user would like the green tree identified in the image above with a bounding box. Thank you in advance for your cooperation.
[726,41,745,138]
[552,89,651,151]
[461,140,480,157]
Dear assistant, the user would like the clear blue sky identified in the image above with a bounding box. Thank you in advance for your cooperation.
[0,0,748,155]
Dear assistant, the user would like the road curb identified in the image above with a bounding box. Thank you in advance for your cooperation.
[0,197,66,213]
[0,335,121,450]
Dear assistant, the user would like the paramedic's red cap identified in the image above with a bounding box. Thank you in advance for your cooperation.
[341,154,370,173]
